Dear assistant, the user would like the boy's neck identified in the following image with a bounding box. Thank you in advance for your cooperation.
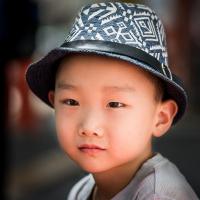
[92,150,154,200]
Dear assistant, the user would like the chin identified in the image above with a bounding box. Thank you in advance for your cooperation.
[66,152,112,173]
[80,163,105,173]
[74,160,110,174]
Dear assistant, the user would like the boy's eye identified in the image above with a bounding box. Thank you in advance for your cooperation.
[62,99,79,106]
[107,102,125,108]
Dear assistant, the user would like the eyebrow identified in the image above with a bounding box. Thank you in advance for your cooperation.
[56,82,135,93]
[102,85,135,93]
[56,82,78,90]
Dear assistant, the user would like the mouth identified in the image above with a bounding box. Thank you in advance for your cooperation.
[78,144,106,154]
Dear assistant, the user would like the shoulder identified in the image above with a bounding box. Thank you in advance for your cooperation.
[135,154,199,200]
[155,155,198,198]
[67,174,95,200]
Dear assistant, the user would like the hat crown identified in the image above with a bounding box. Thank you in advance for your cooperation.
[65,2,168,67]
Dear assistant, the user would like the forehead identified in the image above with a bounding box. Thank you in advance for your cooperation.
[55,54,156,93]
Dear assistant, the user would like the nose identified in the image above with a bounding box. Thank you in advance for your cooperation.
[79,129,102,137]
[78,111,104,138]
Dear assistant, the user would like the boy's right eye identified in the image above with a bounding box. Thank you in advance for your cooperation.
[62,99,79,106]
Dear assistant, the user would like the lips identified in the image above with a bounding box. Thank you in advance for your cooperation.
[78,144,106,154]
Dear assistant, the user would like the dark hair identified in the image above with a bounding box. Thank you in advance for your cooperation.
[143,69,167,102]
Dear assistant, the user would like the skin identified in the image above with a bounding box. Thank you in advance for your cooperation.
[48,54,178,200]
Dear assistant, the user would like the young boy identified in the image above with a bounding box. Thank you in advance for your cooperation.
[26,2,199,200]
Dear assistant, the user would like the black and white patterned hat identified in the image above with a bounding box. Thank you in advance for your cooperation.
[26,2,187,124]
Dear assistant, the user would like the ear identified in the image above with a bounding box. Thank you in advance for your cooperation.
[153,100,178,137]
[48,90,55,107]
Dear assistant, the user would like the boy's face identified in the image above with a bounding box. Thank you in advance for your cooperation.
[49,54,167,173]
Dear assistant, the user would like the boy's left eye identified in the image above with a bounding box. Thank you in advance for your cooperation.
[107,102,125,108]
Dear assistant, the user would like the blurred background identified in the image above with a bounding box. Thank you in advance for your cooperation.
[1,0,200,199]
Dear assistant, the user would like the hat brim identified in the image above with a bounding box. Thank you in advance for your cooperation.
[26,43,187,124]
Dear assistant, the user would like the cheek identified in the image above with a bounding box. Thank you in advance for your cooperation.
[55,112,76,152]
[107,109,154,154]
[109,108,153,135]
[109,126,152,162]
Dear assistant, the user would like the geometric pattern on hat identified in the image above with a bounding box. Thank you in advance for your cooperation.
[65,3,170,78]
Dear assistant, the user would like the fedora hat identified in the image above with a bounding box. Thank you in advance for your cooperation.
[26,2,187,124]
